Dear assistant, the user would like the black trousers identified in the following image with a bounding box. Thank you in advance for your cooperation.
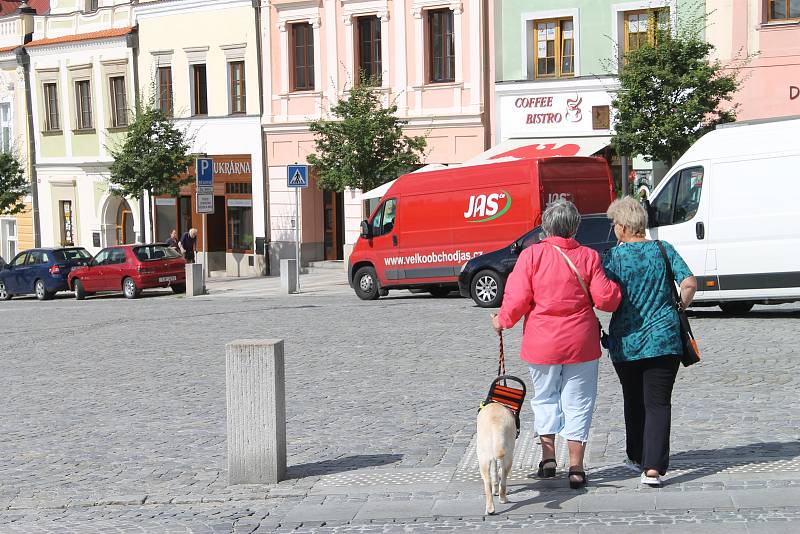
[613,355,680,475]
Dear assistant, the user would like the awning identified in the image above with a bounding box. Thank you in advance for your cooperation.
[357,164,448,200]
[463,136,611,166]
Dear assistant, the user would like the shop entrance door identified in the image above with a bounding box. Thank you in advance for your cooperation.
[323,190,344,260]
[204,196,227,271]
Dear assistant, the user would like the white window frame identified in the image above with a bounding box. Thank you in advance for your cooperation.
[0,101,12,153]
[1,218,17,261]
[521,8,581,80]
[184,47,209,117]
[611,0,677,72]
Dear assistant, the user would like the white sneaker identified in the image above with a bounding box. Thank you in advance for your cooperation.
[640,472,662,487]
[622,458,641,473]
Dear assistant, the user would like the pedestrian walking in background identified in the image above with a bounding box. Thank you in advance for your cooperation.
[491,199,621,489]
[179,228,198,263]
[603,197,698,487]
[165,229,180,251]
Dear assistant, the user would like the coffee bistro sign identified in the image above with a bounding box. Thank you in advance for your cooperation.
[497,89,613,139]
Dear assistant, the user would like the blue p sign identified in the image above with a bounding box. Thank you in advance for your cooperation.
[196,158,214,187]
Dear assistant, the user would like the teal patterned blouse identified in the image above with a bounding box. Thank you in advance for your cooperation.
[602,240,693,363]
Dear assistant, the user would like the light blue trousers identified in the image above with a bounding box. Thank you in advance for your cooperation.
[528,359,600,443]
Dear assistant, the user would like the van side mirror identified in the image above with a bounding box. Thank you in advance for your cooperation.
[360,220,372,239]
[641,199,656,228]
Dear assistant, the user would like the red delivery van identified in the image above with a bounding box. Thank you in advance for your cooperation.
[347,156,615,300]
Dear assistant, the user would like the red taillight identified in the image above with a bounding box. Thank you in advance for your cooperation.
[49,265,61,276]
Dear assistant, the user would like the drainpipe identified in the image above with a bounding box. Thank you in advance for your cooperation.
[481,0,492,150]
[126,28,144,243]
[253,0,270,275]
[16,46,40,248]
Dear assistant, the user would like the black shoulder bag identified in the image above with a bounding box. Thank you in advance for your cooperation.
[655,240,700,367]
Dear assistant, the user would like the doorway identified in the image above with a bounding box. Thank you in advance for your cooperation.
[116,200,134,244]
[323,190,344,260]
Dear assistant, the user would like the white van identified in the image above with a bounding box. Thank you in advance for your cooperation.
[644,117,800,313]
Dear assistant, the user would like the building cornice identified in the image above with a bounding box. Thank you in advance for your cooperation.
[135,0,254,19]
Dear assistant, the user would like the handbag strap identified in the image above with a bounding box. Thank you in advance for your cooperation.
[551,244,594,307]
[654,240,681,309]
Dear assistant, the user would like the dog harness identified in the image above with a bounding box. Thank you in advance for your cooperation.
[479,331,527,438]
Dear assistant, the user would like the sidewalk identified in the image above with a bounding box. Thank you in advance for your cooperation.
[203,269,351,298]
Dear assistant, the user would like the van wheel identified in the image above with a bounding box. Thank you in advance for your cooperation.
[471,270,504,308]
[428,287,451,298]
[354,266,380,300]
[123,277,141,299]
[35,279,54,301]
[719,301,754,315]
[73,279,87,300]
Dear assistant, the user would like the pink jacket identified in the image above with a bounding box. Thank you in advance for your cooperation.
[498,236,622,365]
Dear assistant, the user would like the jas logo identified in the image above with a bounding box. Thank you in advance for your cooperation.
[464,191,512,223]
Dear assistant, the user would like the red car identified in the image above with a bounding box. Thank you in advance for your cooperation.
[68,244,186,300]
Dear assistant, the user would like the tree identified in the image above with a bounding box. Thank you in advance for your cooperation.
[108,99,193,242]
[612,25,740,167]
[307,79,427,192]
[0,152,28,216]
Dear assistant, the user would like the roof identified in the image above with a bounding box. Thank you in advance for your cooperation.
[0,44,18,53]
[0,0,49,17]
[26,26,134,48]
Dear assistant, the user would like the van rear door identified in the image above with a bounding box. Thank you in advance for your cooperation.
[647,165,708,297]
[538,158,615,215]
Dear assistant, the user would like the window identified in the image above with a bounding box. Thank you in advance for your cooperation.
[291,23,315,91]
[1,219,16,259]
[11,252,28,267]
[134,245,180,262]
[357,16,382,83]
[227,205,253,251]
[155,197,177,243]
[192,64,208,116]
[428,9,455,83]
[59,200,74,246]
[0,103,10,153]
[624,9,670,53]
[109,76,127,127]
[158,67,173,115]
[54,248,91,262]
[229,61,246,114]
[106,248,127,265]
[43,83,60,131]
[769,0,800,20]
[576,218,614,245]
[226,182,252,194]
[75,80,93,130]
[371,198,396,236]
[27,251,50,265]
[533,19,574,78]
[650,166,704,227]
[86,0,98,12]
[93,249,111,265]
[521,227,544,249]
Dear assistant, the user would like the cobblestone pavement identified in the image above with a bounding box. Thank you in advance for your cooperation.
[1,274,799,532]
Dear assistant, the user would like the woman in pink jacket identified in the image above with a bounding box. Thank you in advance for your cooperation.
[491,199,621,489]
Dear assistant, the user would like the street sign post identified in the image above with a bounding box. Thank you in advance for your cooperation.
[196,158,214,281]
[287,165,309,293]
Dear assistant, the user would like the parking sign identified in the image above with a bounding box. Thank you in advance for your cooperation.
[197,158,214,189]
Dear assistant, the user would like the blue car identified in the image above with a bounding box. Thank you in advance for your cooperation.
[0,247,93,301]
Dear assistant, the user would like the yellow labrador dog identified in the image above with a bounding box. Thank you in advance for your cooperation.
[476,402,517,515]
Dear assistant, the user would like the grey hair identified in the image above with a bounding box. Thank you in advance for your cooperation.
[606,197,648,235]
[541,198,581,238]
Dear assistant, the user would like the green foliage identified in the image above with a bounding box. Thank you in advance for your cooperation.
[0,152,28,216]
[307,79,427,192]
[108,100,193,200]
[612,26,739,165]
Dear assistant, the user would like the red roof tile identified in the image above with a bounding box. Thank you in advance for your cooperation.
[0,0,49,17]
[26,26,134,48]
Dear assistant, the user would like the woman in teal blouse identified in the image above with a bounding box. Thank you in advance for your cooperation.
[602,197,697,487]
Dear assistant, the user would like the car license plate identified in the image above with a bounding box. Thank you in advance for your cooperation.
[159,276,177,283]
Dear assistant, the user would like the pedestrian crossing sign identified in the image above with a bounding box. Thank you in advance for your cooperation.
[287,165,309,188]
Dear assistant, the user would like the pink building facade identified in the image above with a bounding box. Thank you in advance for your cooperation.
[261,0,490,273]
[707,1,800,122]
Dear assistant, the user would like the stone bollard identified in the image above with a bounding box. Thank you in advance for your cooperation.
[280,258,297,294]
[185,263,204,297]
[226,339,287,485]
